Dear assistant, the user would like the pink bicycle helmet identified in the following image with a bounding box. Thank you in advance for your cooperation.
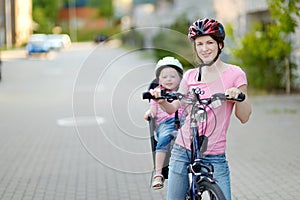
[188,18,225,41]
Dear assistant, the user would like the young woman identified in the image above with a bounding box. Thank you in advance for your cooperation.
[150,18,252,200]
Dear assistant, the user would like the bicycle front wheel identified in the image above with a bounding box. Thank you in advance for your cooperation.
[186,180,226,200]
[199,180,226,200]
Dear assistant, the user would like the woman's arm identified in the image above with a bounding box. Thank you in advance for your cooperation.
[235,85,252,123]
[226,85,252,123]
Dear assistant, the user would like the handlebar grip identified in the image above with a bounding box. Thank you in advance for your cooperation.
[142,90,179,102]
[236,93,246,102]
[238,93,246,101]
[142,92,155,100]
[226,93,245,102]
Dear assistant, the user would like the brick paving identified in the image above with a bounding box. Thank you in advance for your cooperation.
[227,95,300,200]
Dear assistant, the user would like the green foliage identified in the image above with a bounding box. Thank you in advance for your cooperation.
[152,31,193,68]
[169,13,191,34]
[233,24,287,89]
[77,26,121,41]
[267,0,300,33]
[32,0,60,33]
[120,29,144,49]
[98,0,114,18]
[231,0,300,91]
[152,14,195,69]
[32,0,116,40]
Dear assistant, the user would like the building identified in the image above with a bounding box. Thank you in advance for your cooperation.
[0,0,32,48]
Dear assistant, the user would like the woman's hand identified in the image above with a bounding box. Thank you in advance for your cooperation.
[226,85,252,123]
[225,87,242,99]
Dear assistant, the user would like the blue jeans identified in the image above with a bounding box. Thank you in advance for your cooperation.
[167,144,231,200]
[155,118,183,152]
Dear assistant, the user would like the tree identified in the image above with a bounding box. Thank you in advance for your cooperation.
[153,14,194,68]
[231,0,300,92]
[32,0,60,33]
[98,0,114,18]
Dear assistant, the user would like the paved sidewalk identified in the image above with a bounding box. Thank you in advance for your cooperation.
[1,94,299,200]
[228,94,300,200]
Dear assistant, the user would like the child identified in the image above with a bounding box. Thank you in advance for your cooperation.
[144,57,185,190]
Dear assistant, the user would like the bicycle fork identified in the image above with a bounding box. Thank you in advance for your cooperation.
[188,122,206,198]
[188,121,216,198]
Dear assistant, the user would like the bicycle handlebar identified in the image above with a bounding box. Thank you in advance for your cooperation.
[142,90,245,103]
[142,90,183,102]
[212,92,245,102]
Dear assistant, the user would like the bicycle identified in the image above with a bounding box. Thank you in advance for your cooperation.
[143,88,245,200]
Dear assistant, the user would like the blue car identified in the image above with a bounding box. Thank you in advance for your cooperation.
[26,34,50,55]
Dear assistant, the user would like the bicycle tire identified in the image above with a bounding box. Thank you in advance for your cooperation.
[186,180,226,200]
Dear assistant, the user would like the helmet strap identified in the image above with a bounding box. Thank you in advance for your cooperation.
[197,46,222,82]
[197,64,204,82]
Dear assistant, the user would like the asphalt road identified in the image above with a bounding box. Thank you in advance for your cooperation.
[0,42,299,200]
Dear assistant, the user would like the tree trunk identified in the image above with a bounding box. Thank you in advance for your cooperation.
[285,57,290,94]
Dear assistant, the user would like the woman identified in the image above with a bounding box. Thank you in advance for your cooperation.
[150,18,252,200]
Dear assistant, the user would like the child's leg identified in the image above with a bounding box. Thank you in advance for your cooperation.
[152,119,174,189]
[152,151,167,189]
[155,151,167,176]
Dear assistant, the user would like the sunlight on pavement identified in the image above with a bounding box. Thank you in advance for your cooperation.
[56,116,105,127]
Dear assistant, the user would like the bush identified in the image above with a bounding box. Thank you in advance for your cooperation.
[231,23,298,91]
[120,29,144,49]
[152,14,195,69]
[76,26,121,42]
[152,31,194,68]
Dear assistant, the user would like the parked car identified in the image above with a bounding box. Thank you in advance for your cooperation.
[47,34,71,50]
[94,34,108,43]
[59,34,71,48]
[26,34,50,55]
[47,34,64,50]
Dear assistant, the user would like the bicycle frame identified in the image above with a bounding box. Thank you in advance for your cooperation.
[187,89,219,199]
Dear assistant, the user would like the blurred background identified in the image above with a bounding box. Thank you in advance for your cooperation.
[0,1,300,199]
[0,0,300,93]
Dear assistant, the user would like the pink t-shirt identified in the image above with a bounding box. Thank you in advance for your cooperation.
[175,64,247,155]
[150,99,185,125]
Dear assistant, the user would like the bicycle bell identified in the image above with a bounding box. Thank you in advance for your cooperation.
[195,107,207,122]
[211,93,226,108]
[211,98,222,108]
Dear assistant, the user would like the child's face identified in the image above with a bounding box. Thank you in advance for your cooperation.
[159,67,181,91]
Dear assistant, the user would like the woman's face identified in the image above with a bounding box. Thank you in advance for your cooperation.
[194,35,220,64]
